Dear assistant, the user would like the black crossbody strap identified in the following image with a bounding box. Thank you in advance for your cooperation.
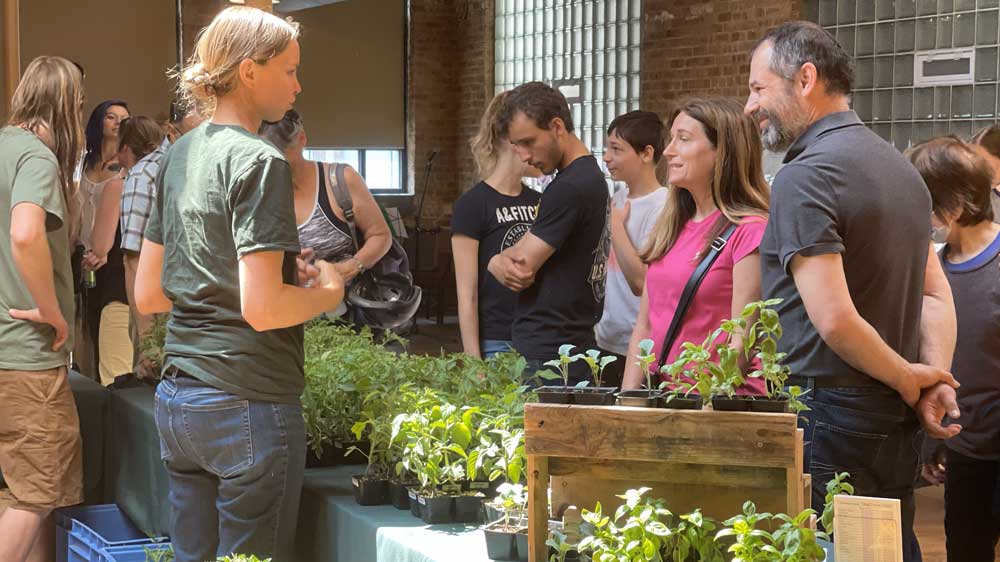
[329,163,361,253]
[656,222,739,369]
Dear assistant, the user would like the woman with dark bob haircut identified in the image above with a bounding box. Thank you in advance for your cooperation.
[907,135,1000,562]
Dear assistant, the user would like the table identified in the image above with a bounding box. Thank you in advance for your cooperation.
[295,466,491,562]
[108,386,171,538]
[68,370,111,505]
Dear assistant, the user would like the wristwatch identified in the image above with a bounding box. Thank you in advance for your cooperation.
[351,257,367,274]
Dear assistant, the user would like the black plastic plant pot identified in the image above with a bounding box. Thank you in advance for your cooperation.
[572,387,618,406]
[408,488,421,517]
[454,494,483,524]
[535,386,575,404]
[750,398,790,413]
[711,395,751,412]
[466,479,500,499]
[390,480,414,510]
[352,475,390,506]
[662,393,703,410]
[515,531,529,562]
[617,389,661,408]
[483,521,520,561]
[418,493,455,524]
[482,500,504,524]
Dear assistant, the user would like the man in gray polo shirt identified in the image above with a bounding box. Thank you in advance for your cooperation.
[746,21,961,561]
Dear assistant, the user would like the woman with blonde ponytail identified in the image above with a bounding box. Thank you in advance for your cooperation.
[451,91,541,358]
[0,55,85,562]
[134,7,344,561]
[622,98,770,394]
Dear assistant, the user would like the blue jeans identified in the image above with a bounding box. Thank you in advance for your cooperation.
[154,373,306,562]
[481,339,512,359]
[799,386,922,562]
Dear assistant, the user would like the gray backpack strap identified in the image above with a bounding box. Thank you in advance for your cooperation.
[329,163,360,252]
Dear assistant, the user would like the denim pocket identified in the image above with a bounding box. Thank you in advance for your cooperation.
[153,385,174,463]
[180,400,253,478]
[810,420,887,493]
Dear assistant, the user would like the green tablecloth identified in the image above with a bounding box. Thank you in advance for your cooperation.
[295,466,491,562]
[109,386,171,537]
[68,370,110,505]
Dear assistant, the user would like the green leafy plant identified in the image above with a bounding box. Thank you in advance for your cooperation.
[216,556,272,562]
[139,313,168,378]
[578,487,675,562]
[580,348,618,388]
[670,508,725,562]
[635,339,659,391]
[771,509,829,562]
[540,344,583,387]
[546,529,576,562]
[487,482,528,531]
[143,543,174,562]
[393,401,482,494]
[740,300,808,414]
[819,472,854,531]
[717,501,774,562]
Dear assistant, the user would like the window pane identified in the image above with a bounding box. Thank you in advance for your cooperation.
[364,150,403,192]
[304,149,360,172]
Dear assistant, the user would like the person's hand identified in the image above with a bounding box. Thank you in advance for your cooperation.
[488,254,534,292]
[8,307,68,351]
[920,444,948,485]
[82,250,107,271]
[611,199,631,233]
[333,259,361,283]
[296,248,319,287]
[315,259,345,292]
[897,362,959,408]
[916,381,963,439]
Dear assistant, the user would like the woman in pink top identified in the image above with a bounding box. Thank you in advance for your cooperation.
[622,98,770,394]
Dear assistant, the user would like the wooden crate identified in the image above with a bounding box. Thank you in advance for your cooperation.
[524,403,807,562]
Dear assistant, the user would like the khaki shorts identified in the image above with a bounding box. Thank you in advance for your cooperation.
[0,366,83,512]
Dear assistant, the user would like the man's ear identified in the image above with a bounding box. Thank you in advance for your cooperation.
[550,117,567,137]
[640,145,656,163]
[797,62,820,98]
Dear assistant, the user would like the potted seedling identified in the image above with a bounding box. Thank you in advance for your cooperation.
[482,482,528,561]
[716,501,774,562]
[573,349,619,405]
[669,508,725,562]
[546,529,579,562]
[739,300,812,414]
[537,345,585,404]
[578,488,674,562]
[819,472,854,532]
[617,339,664,407]
[771,508,829,562]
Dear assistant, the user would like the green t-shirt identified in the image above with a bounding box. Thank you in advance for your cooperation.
[0,127,75,370]
[145,123,304,403]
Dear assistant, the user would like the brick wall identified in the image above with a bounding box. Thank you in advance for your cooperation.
[406,0,494,227]
[641,0,801,118]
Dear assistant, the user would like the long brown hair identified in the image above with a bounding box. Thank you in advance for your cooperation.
[7,56,86,236]
[641,98,770,263]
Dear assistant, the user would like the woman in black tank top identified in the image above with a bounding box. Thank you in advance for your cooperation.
[260,110,392,289]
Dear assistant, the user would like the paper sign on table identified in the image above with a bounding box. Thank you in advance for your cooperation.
[832,495,903,562]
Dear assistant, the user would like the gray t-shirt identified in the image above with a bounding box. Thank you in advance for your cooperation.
[0,127,75,369]
[145,123,303,403]
[940,233,1000,460]
[760,111,931,388]
[595,186,667,355]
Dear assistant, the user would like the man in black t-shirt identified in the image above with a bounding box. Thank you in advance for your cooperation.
[746,22,960,561]
[488,82,610,384]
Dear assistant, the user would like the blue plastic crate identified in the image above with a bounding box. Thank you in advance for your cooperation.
[64,504,165,562]
[98,542,173,562]
[56,505,99,562]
